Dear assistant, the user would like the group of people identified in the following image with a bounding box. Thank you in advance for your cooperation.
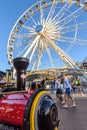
[53,74,76,108]
[27,79,46,91]
[69,77,83,95]
[27,74,84,108]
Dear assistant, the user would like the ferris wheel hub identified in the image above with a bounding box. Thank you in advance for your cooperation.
[35,25,43,33]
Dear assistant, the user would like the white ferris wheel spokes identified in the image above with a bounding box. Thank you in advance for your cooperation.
[7,0,87,71]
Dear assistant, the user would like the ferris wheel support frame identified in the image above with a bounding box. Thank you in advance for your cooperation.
[7,0,87,80]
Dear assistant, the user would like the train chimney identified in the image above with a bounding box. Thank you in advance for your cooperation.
[13,57,29,91]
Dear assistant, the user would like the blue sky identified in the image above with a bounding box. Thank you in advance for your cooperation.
[0,0,87,72]
[0,0,38,72]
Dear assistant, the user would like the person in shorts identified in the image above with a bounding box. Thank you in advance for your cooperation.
[62,74,76,108]
[53,77,64,102]
[75,77,83,95]
[56,80,63,101]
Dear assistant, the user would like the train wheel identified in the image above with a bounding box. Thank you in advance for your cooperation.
[24,89,59,130]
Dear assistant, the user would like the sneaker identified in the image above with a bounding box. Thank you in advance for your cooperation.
[61,101,65,104]
[71,104,76,107]
[62,104,68,108]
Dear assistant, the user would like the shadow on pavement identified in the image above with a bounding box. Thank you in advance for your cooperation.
[57,98,87,130]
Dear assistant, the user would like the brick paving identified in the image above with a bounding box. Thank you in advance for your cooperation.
[57,96,87,130]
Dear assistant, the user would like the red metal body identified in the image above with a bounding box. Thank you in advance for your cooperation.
[0,90,34,129]
[0,58,59,130]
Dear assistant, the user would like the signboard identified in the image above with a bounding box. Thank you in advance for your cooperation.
[82,62,87,68]
[21,74,26,79]
[0,123,21,130]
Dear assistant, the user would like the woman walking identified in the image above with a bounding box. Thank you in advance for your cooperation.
[62,74,76,108]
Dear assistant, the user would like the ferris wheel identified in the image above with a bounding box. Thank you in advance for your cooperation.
[7,0,87,71]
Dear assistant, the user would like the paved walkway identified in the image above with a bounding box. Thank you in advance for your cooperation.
[57,96,87,130]
[73,93,87,98]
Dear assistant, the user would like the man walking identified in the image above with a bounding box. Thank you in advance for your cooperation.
[53,76,63,101]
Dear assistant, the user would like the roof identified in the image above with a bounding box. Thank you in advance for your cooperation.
[0,71,6,78]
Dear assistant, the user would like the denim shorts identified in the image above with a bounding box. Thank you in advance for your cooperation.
[65,88,71,94]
